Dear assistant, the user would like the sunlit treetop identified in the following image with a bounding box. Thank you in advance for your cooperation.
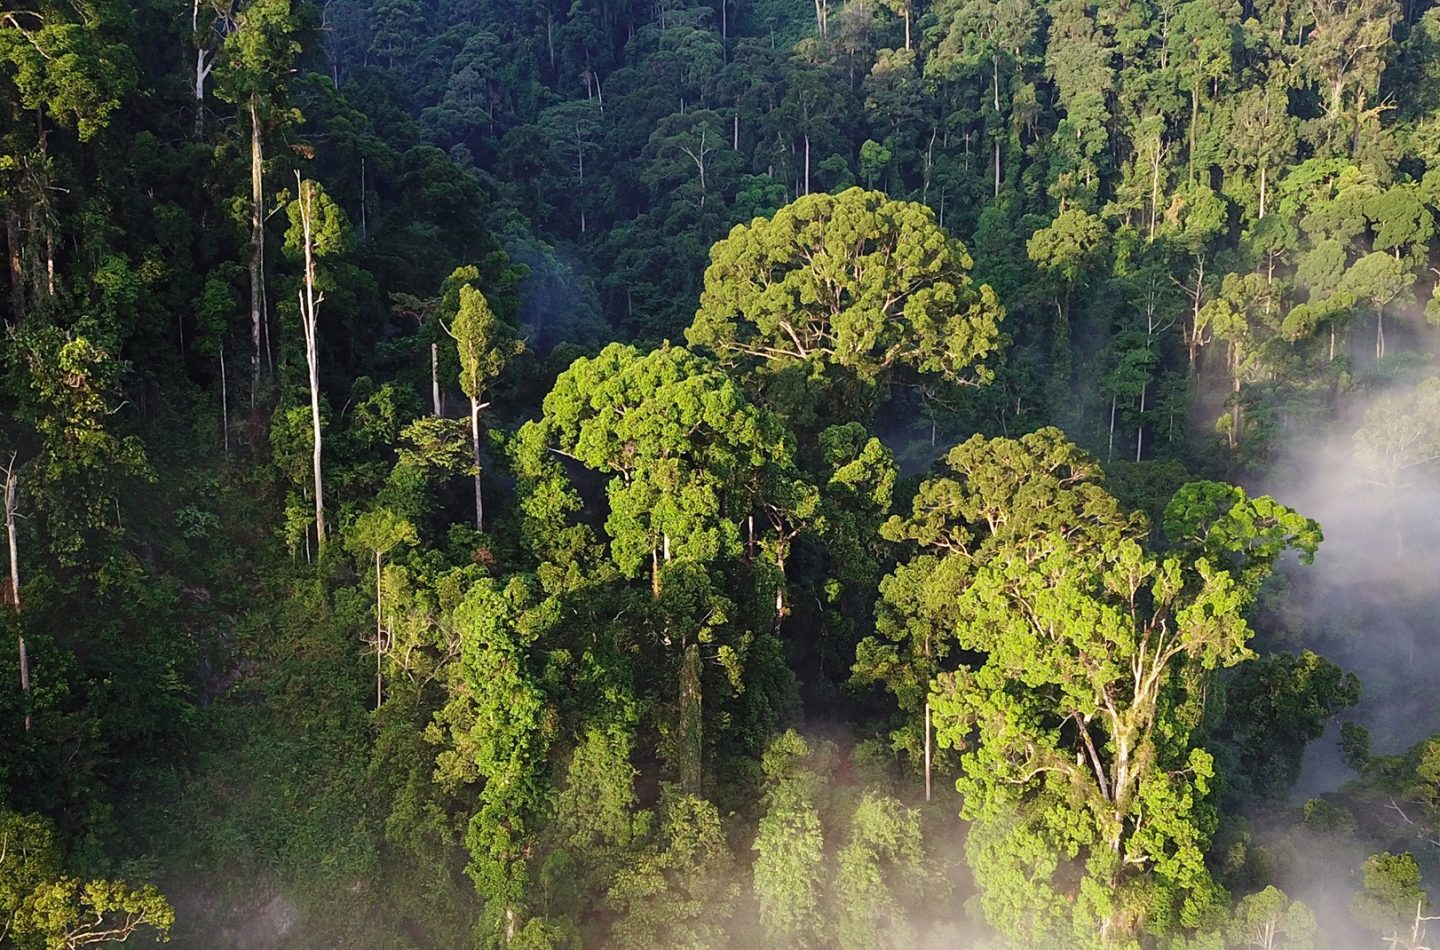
[686,187,1004,418]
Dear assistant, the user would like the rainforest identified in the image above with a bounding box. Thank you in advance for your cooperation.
[1,0,1440,947]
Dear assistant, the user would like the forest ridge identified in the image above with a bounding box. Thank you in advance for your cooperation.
[1,0,1440,948]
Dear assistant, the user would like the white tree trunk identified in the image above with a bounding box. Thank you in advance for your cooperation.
[431,342,441,416]
[471,395,483,531]
[249,98,265,406]
[5,459,29,732]
[297,176,327,553]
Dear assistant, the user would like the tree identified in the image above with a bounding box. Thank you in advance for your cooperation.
[873,428,1320,944]
[1305,0,1402,153]
[524,342,801,792]
[1353,378,1440,489]
[834,793,928,950]
[0,807,174,949]
[216,0,303,404]
[283,176,349,554]
[606,791,738,948]
[1337,251,1413,359]
[447,283,520,533]
[1225,886,1319,949]
[17,328,151,573]
[1195,272,1281,452]
[1211,650,1359,802]
[1026,207,1106,392]
[929,0,1041,198]
[433,576,555,944]
[1352,852,1429,941]
[752,731,828,948]
[687,188,1003,425]
[344,507,418,709]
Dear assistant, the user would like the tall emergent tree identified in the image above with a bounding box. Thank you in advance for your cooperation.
[284,175,348,553]
[344,506,417,708]
[863,429,1321,946]
[448,284,519,532]
[216,0,303,403]
[687,187,1004,427]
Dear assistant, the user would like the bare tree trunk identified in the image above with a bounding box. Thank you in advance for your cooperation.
[1149,139,1163,239]
[359,157,367,238]
[1135,383,1146,462]
[220,345,229,459]
[195,49,213,138]
[993,57,1001,197]
[375,549,383,710]
[431,343,441,416]
[678,642,703,794]
[249,98,266,407]
[296,176,327,553]
[5,458,29,732]
[1108,393,1116,462]
[1189,83,1199,183]
[924,699,931,802]
[803,133,811,195]
[6,211,24,324]
[1230,344,1241,450]
[470,395,483,531]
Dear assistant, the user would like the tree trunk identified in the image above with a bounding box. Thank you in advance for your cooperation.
[431,343,441,416]
[1230,344,1242,451]
[249,97,265,407]
[5,461,29,731]
[803,132,811,195]
[1189,82,1199,183]
[195,48,212,138]
[1108,393,1116,462]
[5,210,22,324]
[220,345,229,459]
[1377,306,1386,360]
[678,642,703,794]
[924,699,932,802]
[1135,383,1146,462]
[375,550,383,710]
[471,395,484,531]
[993,57,1002,197]
[1186,260,1206,373]
[297,178,327,553]
[1149,138,1162,239]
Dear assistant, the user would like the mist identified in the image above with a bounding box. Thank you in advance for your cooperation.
[1248,378,1440,799]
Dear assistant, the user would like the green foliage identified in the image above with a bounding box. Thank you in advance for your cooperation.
[0,807,173,949]
[1352,852,1428,939]
[687,187,1003,425]
[834,792,928,950]
[1,0,1427,943]
[752,731,827,948]
[449,283,521,404]
[871,427,1317,944]
[1225,886,1317,949]
[605,791,738,949]
[1211,651,1360,802]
